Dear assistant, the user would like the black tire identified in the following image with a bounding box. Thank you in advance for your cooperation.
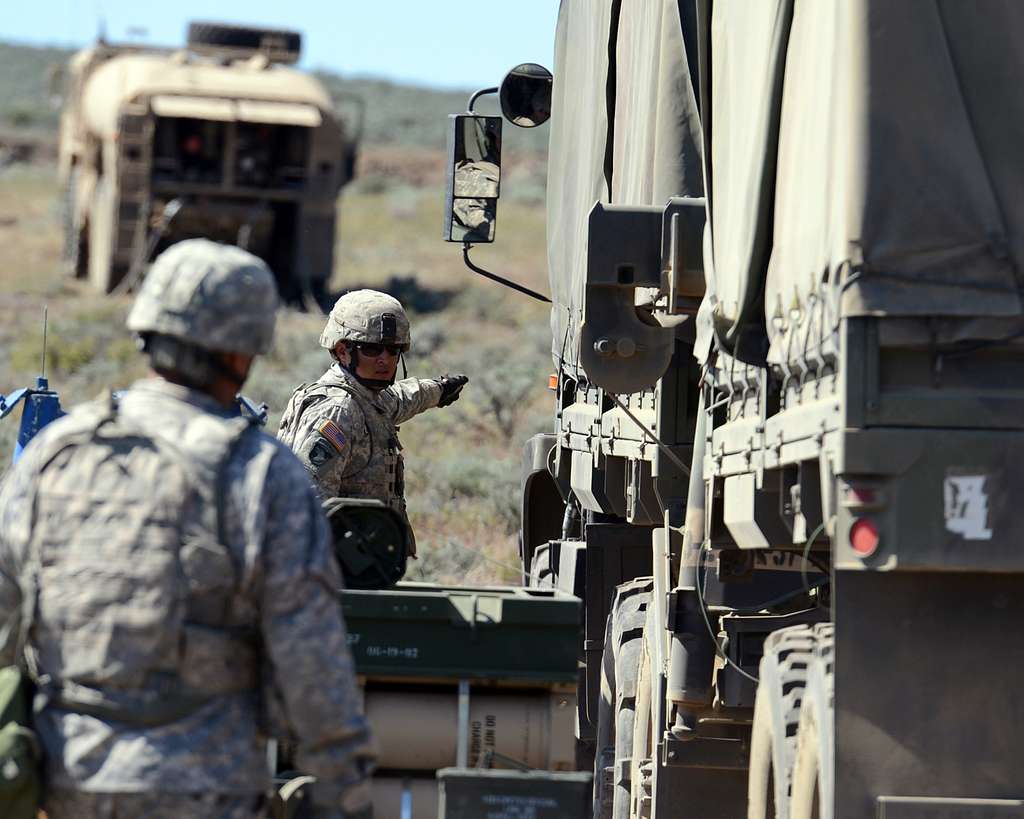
[593,578,653,819]
[790,624,834,819]
[187,22,301,58]
[747,625,817,819]
[628,623,655,818]
[62,170,87,279]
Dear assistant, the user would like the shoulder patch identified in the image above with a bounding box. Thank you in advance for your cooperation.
[318,419,347,454]
[308,439,336,467]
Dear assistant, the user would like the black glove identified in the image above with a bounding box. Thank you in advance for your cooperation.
[437,374,469,407]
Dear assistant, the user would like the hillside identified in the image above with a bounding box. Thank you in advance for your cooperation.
[0,40,549,153]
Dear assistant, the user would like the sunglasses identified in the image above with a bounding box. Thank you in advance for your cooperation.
[354,342,405,358]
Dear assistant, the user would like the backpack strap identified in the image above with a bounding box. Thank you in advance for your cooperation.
[18,391,121,679]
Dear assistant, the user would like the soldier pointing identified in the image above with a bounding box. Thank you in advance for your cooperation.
[277,290,468,555]
[0,240,374,819]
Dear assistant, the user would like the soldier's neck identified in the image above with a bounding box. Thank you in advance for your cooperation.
[152,369,238,409]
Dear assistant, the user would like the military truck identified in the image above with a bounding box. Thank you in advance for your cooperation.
[57,23,358,300]
[446,1,1024,817]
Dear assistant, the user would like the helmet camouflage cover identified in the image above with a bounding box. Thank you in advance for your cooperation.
[320,289,411,350]
[127,239,279,355]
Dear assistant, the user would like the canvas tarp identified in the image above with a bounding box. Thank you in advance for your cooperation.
[703,0,1024,366]
[700,0,793,363]
[546,0,703,373]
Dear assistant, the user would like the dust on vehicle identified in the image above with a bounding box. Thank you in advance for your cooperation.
[57,22,360,301]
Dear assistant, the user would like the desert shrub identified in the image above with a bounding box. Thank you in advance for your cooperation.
[405,537,521,586]
[5,105,37,128]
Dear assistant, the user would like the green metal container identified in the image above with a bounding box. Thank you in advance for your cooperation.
[437,768,593,819]
[340,582,581,683]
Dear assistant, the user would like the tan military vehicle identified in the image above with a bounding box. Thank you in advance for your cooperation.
[57,23,357,300]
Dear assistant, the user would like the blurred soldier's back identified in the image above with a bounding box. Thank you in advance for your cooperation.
[0,240,375,819]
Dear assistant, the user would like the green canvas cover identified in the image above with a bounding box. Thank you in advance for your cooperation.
[703,0,1024,365]
[547,0,703,374]
[701,0,792,362]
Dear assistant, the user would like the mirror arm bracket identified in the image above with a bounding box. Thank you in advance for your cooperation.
[467,86,499,113]
[462,243,551,303]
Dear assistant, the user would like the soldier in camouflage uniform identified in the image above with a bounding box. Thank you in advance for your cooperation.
[0,240,375,819]
[277,290,468,555]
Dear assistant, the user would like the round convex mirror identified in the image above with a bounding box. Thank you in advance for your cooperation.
[499,62,553,128]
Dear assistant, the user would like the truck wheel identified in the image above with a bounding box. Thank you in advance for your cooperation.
[628,626,655,818]
[187,22,301,58]
[593,578,653,819]
[88,179,113,292]
[747,625,816,819]
[62,170,87,279]
[790,625,834,819]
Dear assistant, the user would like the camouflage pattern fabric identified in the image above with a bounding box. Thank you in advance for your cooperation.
[127,238,279,355]
[319,290,411,350]
[277,365,442,552]
[0,378,373,807]
[43,789,267,819]
[451,197,496,241]
[454,159,500,197]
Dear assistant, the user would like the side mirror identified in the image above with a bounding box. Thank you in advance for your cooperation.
[499,63,552,128]
[443,114,502,243]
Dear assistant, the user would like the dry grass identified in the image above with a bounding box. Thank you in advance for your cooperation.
[0,158,553,584]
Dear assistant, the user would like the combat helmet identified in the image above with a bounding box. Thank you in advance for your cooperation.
[127,239,279,387]
[320,289,411,352]
[128,238,279,355]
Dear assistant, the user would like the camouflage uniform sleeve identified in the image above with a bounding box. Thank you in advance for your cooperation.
[259,446,376,805]
[385,377,443,425]
[0,441,45,666]
[289,395,368,499]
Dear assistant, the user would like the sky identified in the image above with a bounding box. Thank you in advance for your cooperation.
[0,1,560,90]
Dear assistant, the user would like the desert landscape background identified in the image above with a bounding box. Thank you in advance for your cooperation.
[0,40,554,585]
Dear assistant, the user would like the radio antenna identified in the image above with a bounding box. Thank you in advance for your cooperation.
[40,306,48,379]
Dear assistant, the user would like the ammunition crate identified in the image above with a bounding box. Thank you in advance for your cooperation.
[437,768,593,819]
[341,582,581,683]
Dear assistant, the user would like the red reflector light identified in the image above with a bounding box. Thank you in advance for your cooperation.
[850,518,879,557]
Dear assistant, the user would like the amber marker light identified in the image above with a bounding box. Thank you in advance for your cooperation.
[548,374,558,391]
[849,518,880,558]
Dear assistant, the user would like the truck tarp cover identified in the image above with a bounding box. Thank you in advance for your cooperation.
[547,0,703,372]
[704,0,1024,365]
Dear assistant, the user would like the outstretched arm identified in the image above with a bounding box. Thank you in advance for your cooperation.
[385,374,467,425]
[385,378,442,425]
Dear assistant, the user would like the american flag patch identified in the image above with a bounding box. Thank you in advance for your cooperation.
[317,419,347,454]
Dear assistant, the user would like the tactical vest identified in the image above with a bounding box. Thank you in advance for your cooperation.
[279,372,405,513]
[24,394,259,725]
